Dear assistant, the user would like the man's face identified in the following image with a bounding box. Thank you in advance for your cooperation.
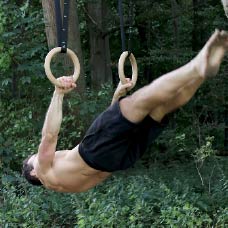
[28,154,36,165]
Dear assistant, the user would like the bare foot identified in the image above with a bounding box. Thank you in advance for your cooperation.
[193,29,228,78]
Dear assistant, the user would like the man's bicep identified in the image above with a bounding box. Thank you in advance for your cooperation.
[38,135,57,167]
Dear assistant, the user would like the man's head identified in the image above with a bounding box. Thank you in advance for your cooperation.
[22,154,42,186]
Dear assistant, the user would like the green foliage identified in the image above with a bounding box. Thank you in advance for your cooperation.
[194,136,215,164]
[0,100,43,173]
[1,159,228,227]
[0,0,47,98]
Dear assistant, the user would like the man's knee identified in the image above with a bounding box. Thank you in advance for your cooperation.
[149,106,166,123]
[119,96,149,123]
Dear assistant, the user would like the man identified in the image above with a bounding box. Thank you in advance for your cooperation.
[22,30,228,193]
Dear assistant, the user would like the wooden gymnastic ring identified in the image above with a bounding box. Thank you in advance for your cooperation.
[44,47,80,87]
[118,51,138,88]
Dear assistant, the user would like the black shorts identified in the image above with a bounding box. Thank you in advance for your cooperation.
[79,98,168,172]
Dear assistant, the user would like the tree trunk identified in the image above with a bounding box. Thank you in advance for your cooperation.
[12,71,18,98]
[41,0,85,92]
[192,0,203,51]
[86,0,112,90]
[171,0,179,49]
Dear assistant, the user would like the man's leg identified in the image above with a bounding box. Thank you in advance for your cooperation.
[120,30,228,123]
[149,77,204,122]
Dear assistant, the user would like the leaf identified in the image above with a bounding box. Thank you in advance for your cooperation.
[20,76,31,84]
[1,78,12,86]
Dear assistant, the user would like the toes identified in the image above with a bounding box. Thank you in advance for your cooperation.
[206,30,228,50]
[219,30,228,48]
[206,29,220,48]
[220,30,228,40]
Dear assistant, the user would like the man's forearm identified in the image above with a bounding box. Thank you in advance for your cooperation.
[42,91,64,137]
[111,80,133,105]
[111,94,120,105]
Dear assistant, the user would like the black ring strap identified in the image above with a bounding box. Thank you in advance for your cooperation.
[118,0,134,55]
[54,0,70,53]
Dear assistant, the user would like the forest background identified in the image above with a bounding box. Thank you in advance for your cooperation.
[0,0,228,227]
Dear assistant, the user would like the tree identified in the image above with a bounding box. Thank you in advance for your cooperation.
[41,0,85,92]
[85,0,112,90]
[171,0,180,49]
[192,0,203,51]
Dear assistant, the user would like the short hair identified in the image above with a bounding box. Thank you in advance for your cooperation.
[22,155,42,186]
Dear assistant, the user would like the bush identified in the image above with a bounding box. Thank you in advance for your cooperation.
[1,156,228,227]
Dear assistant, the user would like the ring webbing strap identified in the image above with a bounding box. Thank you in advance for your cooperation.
[118,0,126,52]
[127,0,133,55]
[118,0,134,54]
[54,0,70,53]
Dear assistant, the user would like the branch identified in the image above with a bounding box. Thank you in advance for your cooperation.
[102,25,129,38]
[82,5,103,35]
[208,165,215,195]
[195,161,204,187]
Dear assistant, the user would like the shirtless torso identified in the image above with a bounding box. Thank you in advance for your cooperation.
[25,77,131,193]
[32,145,111,193]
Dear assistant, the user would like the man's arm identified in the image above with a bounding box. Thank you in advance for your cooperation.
[38,76,76,170]
[111,78,133,105]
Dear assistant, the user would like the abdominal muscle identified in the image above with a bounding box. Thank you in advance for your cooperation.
[39,146,111,193]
